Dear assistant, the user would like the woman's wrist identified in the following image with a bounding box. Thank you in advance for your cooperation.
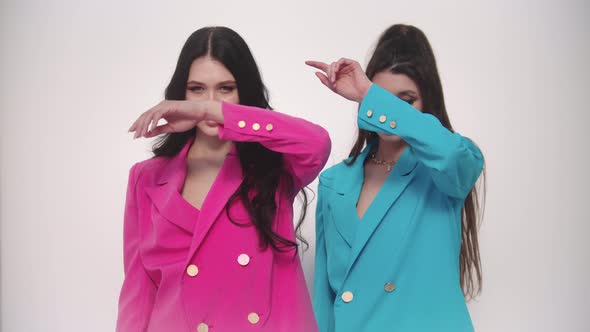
[357,81,373,103]
[203,100,224,124]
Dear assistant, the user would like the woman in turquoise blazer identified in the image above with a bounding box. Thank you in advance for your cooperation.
[307,24,486,331]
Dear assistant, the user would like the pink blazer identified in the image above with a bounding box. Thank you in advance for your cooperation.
[116,102,330,332]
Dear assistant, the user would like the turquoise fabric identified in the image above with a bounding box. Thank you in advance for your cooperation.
[313,84,484,332]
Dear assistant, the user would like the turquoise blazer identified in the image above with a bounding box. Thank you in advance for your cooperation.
[313,84,484,332]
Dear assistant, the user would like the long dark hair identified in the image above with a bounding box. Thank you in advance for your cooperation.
[152,27,308,253]
[349,24,486,299]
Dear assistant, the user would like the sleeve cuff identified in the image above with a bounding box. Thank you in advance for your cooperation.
[358,84,416,134]
[218,101,275,141]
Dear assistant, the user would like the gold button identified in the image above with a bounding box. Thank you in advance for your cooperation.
[341,291,354,303]
[238,120,246,128]
[265,123,274,131]
[248,312,260,324]
[237,253,250,266]
[252,123,260,131]
[197,322,209,332]
[186,264,199,277]
[389,121,397,129]
[366,110,373,117]
[384,282,396,292]
[379,115,387,123]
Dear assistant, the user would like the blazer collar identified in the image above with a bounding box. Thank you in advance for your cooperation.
[337,140,419,281]
[146,138,241,236]
[145,137,196,233]
[155,137,193,187]
[154,137,239,186]
[333,140,418,196]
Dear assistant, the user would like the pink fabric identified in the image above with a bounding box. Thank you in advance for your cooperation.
[116,102,331,332]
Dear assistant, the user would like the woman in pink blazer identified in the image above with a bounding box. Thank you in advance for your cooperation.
[116,27,330,332]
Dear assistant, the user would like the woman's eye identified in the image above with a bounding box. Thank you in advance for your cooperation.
[402,99,416,105]
[220,86,236,93]
[188,86,204,92]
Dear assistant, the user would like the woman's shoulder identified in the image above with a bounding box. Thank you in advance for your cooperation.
[128,155,171,186]
[319,159,354,187]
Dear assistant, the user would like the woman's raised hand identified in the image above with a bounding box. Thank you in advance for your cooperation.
[305,58,372,103]
[128,100,222,138]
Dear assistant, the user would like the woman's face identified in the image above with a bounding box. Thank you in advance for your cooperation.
[371,70,423,143]
[186,56,240,137]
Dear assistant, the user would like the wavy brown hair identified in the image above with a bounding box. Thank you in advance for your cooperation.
[348,24,486,299]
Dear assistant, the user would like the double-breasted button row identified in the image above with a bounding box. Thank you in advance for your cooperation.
[340,282,397,304]
[237,120,274,132]
[366,109,397,129]
[191,253,256,330]
[196,312,260,331]
[186,254,251,278]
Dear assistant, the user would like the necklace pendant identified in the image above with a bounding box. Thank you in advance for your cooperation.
[386,165,392,172]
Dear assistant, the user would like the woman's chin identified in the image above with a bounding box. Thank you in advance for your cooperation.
[196,123,220,137]
[377,133,404,143]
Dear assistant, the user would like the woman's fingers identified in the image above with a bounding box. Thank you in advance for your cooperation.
[335,58,359,78]
[128,120,136,133]
[129,101,167,138]
[128,121,137,135]
[307,58,360,80]
[142,111,155,138]
[129,111,145,134]
[147,108,161,134]
[334,57,349,75]
[141,106,159,138]
[305,60,329,72]
[145,101,170,137]
[147,114,159,136]
[307,60,341,86]
[149,109,165,135]
[334,58,343,74]
[132,112,147,138]
[132,105,154,138]
[131,100,207,139]
[314,72,332,90]
[145,123,172,138]
[329,62,337,83]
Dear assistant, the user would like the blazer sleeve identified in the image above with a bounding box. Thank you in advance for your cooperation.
[313,178,336,332]
[358,84,484,200]
[218,102,331,191]
[116,164,157,332]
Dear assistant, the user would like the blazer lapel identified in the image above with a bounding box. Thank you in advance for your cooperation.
[343,145,418,280]
[145,186,197,234]
[185,147,243,263]
[327,146,371,247]
[329,195,358,247]
[144,138,197,234]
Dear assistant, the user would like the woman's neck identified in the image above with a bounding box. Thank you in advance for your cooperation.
[374,138,407,162]
[187,132,233,169]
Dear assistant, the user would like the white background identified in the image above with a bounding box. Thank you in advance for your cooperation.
[1,0,589,331]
